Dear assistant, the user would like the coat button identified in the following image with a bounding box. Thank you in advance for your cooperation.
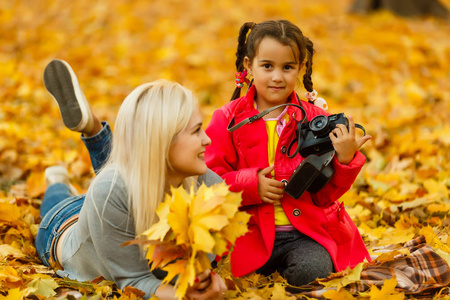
[292,208,301,217]
[281,146,287,154]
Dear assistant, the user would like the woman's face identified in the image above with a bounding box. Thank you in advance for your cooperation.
[167,106,211,184]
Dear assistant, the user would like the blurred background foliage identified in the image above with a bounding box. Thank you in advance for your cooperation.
[0,0,449,194]
[0,0,450,298]
[0,0,449,261]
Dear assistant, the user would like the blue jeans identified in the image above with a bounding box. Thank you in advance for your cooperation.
[35,122,112,266]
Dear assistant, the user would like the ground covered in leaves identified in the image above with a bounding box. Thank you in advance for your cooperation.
[0,0,449,299]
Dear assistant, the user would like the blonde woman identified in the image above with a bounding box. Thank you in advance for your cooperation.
[36,60,227,300]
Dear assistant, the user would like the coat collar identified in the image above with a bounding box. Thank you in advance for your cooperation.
[234,86,305,122]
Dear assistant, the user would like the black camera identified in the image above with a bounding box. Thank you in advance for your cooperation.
[226,105,365,200]
[284,151,335,199]
[285,113,366,199]
[299,113,348,157]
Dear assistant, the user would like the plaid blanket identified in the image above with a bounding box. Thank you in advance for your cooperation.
[296,235,450,298]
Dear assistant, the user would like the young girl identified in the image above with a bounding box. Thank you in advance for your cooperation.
[205,20,372,286]
[36,60,227,299]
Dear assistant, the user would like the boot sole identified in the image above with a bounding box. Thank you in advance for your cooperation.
[43,60,91,131]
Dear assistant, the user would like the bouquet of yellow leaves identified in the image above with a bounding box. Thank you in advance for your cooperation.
[141,182,250,299]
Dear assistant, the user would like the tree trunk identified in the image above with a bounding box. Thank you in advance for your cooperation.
[349,0,449,18]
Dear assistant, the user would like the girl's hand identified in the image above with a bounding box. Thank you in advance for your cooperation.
[186,270,227,300]
[329,115,372,165]
[257,165,285,204]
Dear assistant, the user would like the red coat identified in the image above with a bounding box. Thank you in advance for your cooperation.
[205,86,371,277]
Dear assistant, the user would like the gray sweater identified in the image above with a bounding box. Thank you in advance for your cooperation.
[57,165,223,299]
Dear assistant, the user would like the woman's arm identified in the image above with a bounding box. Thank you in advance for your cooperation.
[85,169,162,299]
[86,168,227,300]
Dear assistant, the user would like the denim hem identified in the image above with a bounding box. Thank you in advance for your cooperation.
[81,121,110,144]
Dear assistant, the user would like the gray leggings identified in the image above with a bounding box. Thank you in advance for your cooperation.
[256,230,334,286]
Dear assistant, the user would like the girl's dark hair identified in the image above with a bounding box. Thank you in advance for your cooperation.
[231,20,315,101]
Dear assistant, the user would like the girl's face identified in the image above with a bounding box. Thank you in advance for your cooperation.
[167,106,211,184]
[245,37,302,110]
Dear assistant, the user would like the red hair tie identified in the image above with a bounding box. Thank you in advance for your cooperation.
[235,70,250,88]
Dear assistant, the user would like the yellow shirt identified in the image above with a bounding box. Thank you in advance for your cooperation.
[265,116,291,226]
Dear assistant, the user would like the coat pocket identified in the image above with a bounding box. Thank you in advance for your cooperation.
[322,201,354,245]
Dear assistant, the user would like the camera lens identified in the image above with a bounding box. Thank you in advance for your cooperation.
[309,115,330,137]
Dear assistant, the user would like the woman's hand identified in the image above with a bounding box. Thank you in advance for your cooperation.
[155,270,227,300]
[257,165,285,204]
[186,270,227,300]
[329,116,372,165]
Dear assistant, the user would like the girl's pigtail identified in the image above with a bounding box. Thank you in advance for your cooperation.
[302,38,315,93]
[231,22,255,101]
[303,38,328,110]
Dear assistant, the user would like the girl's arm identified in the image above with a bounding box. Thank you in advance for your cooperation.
[309,116,371,207]
[206,109,263,206]
[310,151,365,207]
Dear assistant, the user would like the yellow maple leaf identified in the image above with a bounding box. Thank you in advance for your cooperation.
[435,249,450,268]
[189,223,215,253]
[271,283,296,300]
[0,266,23,289]
[146,244,186,271]
[368,277,405,300]
[419,225,436,245]
[423,179,448,198]
[323,288,356,299]
[164,259,192,287]
[318,262,363,290]
[190,187,224,217]
[24,274,58,298]
[25,171,46,198]
[144,182,250,299]
[0,202,21,223]
[193,214,228,231]
[167,188,191,246]
[372,249,409,265]
[212,232,229,256]
[0,287,25,300]
[0,244,27,260]
[377,228,415,247]
[174,258,197,300]
[427,203,450,214]
[222,211,251,245]
[142,197,171,241]
[120,286,146,299]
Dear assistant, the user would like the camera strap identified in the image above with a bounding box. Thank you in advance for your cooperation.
[354,123,366,136]
[227,101,366,160]
[227,103,307,132]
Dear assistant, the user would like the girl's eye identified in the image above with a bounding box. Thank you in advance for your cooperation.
[284,65,294,70]
[194,127,201,134]
[263,64,271,69]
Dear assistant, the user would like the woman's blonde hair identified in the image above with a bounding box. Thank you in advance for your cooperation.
[108,80,196,236]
